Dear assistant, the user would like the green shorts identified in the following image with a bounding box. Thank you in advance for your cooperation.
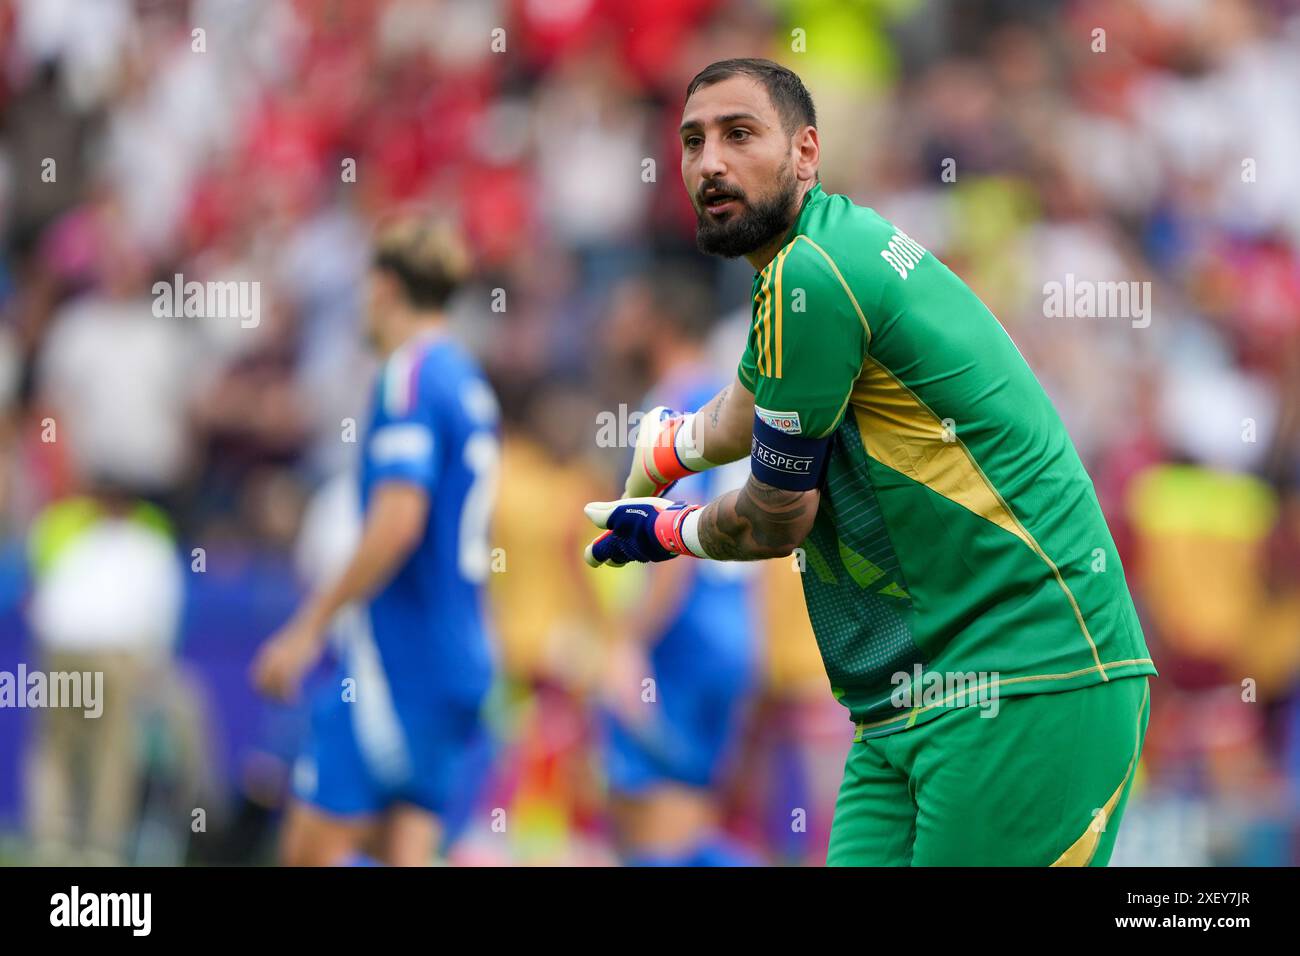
[827,675,1151,866]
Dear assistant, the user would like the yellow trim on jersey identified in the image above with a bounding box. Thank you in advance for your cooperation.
[750,237,871,381]
[1051,679,1149,866]
[753,262,774,377]
[759,278,769,374]
[772,244,794,379]
[850,356,1106,675]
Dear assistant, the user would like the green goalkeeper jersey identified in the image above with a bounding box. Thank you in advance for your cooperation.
[737,183,1156,739]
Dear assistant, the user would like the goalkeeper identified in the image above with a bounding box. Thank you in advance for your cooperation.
[584,58,1157,866]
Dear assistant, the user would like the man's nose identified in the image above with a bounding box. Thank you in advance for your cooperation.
[698,135,727,180]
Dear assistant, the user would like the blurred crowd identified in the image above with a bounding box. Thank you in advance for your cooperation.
[0,0,1298,865]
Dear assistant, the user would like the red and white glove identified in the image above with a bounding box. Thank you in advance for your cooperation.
[623,406,700,498]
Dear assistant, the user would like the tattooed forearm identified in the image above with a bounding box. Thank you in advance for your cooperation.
[689,374,753,466]
[709,385,729,430]
[698,476,818,561]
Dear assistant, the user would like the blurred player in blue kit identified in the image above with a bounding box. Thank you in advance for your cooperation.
[599,272,760,866]
[251,219,500,866]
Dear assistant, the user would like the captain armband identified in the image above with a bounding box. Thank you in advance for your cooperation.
[748,413,830,491]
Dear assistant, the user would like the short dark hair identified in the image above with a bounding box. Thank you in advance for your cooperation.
[685,58,817,135]
[372,218,471,310]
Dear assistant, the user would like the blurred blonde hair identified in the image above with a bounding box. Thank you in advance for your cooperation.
[372,215,472,310]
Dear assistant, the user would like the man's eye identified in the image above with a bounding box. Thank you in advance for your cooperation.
[684,136,703,149]
[729,129,750,141]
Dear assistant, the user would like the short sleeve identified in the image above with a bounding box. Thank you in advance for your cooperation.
[367,359,440,493]
[737,237,868,439]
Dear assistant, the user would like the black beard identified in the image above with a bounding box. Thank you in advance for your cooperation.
[694,171,799,259]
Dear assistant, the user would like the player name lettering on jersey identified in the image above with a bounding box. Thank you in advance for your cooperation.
[880,229,927,280]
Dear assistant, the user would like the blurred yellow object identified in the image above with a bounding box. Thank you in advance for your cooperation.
[759,553,832,699]
[487,432,615,691]
[1128,464,1277,541]
[950,177,1040,323]
[29,496,172,578]
[1238,594,1300,699]
[779,0,909,88]
[1126,464,1300,695]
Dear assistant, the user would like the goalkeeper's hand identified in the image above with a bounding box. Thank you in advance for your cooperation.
[583,497,702,567]
[623,406,699,498]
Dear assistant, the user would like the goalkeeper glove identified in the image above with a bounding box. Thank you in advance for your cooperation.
[583,497,702,567]
[624,406,701,498]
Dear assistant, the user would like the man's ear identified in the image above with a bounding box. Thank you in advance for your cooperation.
[795,125,820,183]
[371,269,403,309]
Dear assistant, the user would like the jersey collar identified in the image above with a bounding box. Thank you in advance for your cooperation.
[767,181,826,268]
[794,180,826,226]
